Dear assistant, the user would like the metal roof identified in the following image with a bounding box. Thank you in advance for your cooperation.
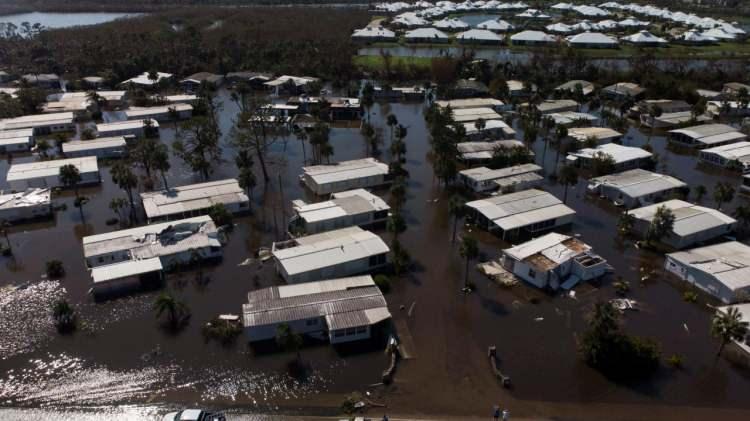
[302,158,389,186]
[0,112,74,130]
[630,199,736,237]
[140,179,249,220]
[460,163,541,183]
[589,169,686,198]
[567,32,618,45]
[504,233,594,271]
[405,27,449,39]
[436,98,503,110]
[701,141,750,162]
[667,242,750,291]
[62,137,127,153]
[294,189,389,224]
[466,189,575,231]
[0,128,33,139]
[0,188,50,211]
[272,226,389,276]
[96,119,159,133]
[670,124,745,145]
[242,275,391,330]
[456,29,504,42]
[510,30,556,42]
[568,143,651,164]
[7,156,99,182]
[124,104,192,120]
[457,140,526,160]
[90,257,163,284]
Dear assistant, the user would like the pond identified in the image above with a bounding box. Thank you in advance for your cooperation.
[0,12,141,31]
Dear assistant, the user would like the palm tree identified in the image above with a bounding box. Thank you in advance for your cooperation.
[558,165,579,204]
[711,306,749,359]
[646,205,675,246]
[693,185,707,203]
[0,219,11,255]
[276,322,303,362]
[459,236,479,291]
[540,116,554,170]
[59,164,85,223]
[52,299,77,333]
[386,114,398,145]
[111,162,139,224]
[448,194,465,244]
[733,205,750,231]
[714,182,735,211]
[152,144,171,190]
[553,125,568,175]
[617,211,635,237]
[154,292,189,328]
[474,118,486,139]
[36,139,51,159]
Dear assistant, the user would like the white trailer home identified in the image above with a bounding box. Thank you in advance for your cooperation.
[140,179,250,223]
[501,232,609,290]
[6,156,100,190]
[456,140,528,165]
[665,241,750,304]
[0,188,52,222]
[0,128,34,153]
[668,124,747,149]
[0,112,75,135]
[90,257,164,298]
[62,137,128,159]
[271,226,389,284]
[289,189,390,235]
[242,276,392,345]
[567,143,653,172]
[699,141,750,173]
[459,164,543,194]
[629,200,736,249]
[124,104,193,121]
[96,119,159,138]
[587,169,687,209]
[466,189,576,239]
[301,158,391,195]
[82,215,222,270]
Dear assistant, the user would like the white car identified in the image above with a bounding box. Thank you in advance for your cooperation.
[161,409,225,421]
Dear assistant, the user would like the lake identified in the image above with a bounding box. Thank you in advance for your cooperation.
[0,12,141,30]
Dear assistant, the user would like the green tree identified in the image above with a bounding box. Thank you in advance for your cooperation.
[617,211,635,237]
[714,182,735,210]
[693,185,707,203]
[733,205,750,231]
[111,162,139,224]
[208,203,233,227]
[386,113,398,145]
[553,125,568,175]
[36,139,51,159]
[558,165,579,204]
[276,322,303,361]
[174,116,223,181]
[154,292,190,329]
[59,164,85,223]
[459,236,479,291]
[46,260,65,278]
[387,212,406,239]
[235,149,257,203]
[474,118,486,139]
[711,306,749,359]
[109,197,128,222]
[52,299,77,334]
[448,194,465,244]
[152,144,171,189]
[645,205,675,245]
[590,152,616,176]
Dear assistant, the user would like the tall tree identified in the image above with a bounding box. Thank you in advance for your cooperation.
[459,236,479,291]
[154,291,190,329]
[174,116,223,181]
[59,164,85,223]
[645,205,675,245]
[714,182,735,210]
[711,307,749,359]
[235,149,257,203]
[646,104,662,145]
[553,124,568,175]
[152,144,171,189]
[111,161,139,224]
[558,164,579,204]
[232,98,280,181]
[448,194,465,244]
[276,322,303,362]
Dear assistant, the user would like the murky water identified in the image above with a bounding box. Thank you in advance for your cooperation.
[1,88,750,419]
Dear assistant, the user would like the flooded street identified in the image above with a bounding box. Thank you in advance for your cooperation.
[1,88,750,419]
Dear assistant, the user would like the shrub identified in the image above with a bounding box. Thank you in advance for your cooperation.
[46,260,65,278]
[208,203,233,228]
[202,318,242,345]
[667,353,683,369]
[374,274,391,293]
[683,290,698,303]
[52,299,77,334]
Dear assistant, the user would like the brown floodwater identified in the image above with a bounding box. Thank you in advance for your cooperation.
[1,89,750,420]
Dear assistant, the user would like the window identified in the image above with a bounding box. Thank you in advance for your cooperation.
[528,268,536,278]
[333,329,345,337]
[345,327,356,336]
[356,326,367,334]
[306,319,318,326]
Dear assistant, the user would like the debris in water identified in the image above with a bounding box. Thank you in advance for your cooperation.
[683,323,690,334]
[534,317,544,322]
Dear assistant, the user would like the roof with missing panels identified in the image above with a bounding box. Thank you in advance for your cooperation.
[667,242,750,291]
[466,189,575,231]
[242,275,391,331]
[293,189,389,224]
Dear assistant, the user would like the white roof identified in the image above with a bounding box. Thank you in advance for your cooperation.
[91,257,163,284]
[0,188,51,211]
[392,12,429,27]
[83,215,220,259]
[7,156,99,182]
[302,158,389,186]
[466,189,576,231]
[405,27,449,39]
[272,226,389,276]
[670,124,745,145]
[456,29,504,42]
[96,119,159,133]
[477,19,513,31]
[460,163,542,183]
[567,32,618,45]
[451,107,503,123]
[457,140,526,160]
[630,199,736,237]
[120,72,172,86]
[352,26,396,38]
[569,143,651,164]
[0,136,31,147]
[622,30,667,44]
[511,30,556,43]
[436,97,504,110]
[124,104,192,119]
[264,75,318,88]
[62,137,127,154]
[141,179,250,219]
[294,189,389,224]
[433,18,469,29]
[701,141,750,163]
[679,29,717,43]
[504,232,582,263]
[701,28,735,40]
[546,23,573,33]
[548,111,599,126]
[463,119,515,136]
[0,128,33,139]
[0,112,74,131]
[567,127,622,142]
[589,169,686,198]
[667,242,750,291]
